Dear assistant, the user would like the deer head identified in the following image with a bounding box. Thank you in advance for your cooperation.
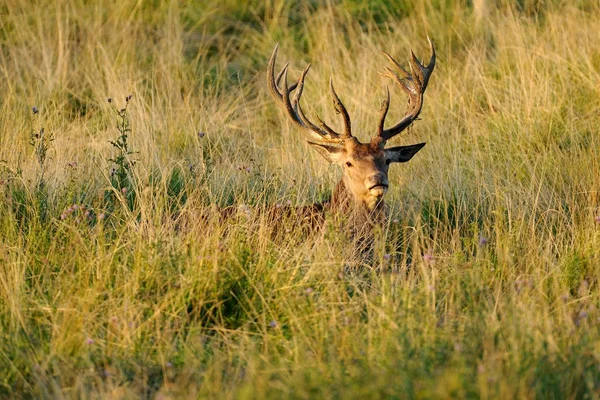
[267,40,436,212]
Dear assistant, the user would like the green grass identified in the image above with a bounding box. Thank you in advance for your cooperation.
[1,0,600,398]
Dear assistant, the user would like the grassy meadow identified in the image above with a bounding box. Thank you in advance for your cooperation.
[1,0,600,398]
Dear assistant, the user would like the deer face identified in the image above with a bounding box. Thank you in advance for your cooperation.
[309,138,425,210]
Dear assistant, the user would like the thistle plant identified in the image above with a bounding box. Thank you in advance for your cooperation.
[29,106,54,185]
[107,95,137,210]
[28,106,54,221]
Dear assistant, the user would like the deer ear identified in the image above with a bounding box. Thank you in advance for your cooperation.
[307,141,345,164]
[385,142,426,163]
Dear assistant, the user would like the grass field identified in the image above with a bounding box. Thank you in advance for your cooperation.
[1,0,600,398]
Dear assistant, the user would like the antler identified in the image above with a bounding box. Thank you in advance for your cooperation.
[267,44,353,144]
[378,37,436,141]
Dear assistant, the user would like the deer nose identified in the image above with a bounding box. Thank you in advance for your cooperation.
[366,173,388,197]
[366,173,387,187]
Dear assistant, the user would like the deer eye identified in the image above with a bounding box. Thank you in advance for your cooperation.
[345,161,353,167]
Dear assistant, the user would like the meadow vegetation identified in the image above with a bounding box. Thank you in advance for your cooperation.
[1,0,599,398]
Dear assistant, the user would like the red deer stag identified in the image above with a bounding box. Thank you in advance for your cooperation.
[266,40,435,250]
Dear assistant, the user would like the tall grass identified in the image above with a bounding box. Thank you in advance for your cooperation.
[1,0,599,398]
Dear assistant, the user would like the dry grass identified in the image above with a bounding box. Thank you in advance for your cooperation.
[1,0,599,398]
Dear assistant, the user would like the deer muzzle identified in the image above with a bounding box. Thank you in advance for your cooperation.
[366,173,389,198]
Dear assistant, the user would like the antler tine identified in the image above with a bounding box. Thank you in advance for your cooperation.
[267,44,284,100]
[378,38,436,142]
[316,116,340,136]
[291,66,342,137]
[329,78,352,138]
[275,62,288,88]
[419,37,436,87]
[267,44,354,145]
[377,86,390,136]
[381,51,411,78]
[291,63,311,113]
[381,67,413,96]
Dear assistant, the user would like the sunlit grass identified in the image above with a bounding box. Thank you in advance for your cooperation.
[1,0,599,398]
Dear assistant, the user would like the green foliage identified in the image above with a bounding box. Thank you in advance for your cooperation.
[561,252,591,296]
[340,0,413,26]
[166,165,188,214]
[107,96,137,211]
